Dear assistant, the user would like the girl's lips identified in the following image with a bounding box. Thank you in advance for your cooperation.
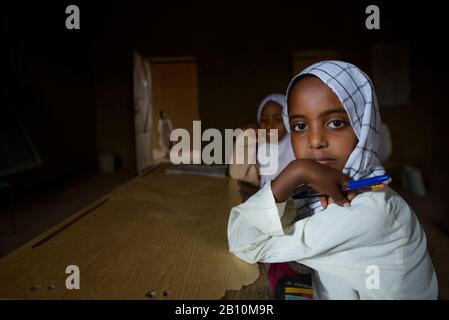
[313,158,336,165]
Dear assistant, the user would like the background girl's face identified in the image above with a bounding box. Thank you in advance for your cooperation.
[288,77,358,171]
[259,101,287,143]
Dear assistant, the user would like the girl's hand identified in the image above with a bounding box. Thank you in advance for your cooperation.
[320,191,357,209]
[271,159,353,207]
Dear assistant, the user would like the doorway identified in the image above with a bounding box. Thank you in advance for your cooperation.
[149,57,199,163]
[133,51,154,174]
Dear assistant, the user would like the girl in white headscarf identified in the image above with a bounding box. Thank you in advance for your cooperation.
[228,61,437,299]
[229,94,295,187]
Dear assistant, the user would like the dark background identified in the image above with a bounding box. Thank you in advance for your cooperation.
[1,0,448,196]
[1,0,449,298]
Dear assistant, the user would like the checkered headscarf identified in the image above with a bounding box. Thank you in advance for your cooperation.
[284,60,387,214]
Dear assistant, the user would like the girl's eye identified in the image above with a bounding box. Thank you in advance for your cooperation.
[328,120,346,129]
[292,123,307,132]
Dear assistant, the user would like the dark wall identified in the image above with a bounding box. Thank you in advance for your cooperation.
[196,51,292,130]
[129,2,368,130]
[4,2,97,191]
[128,1,445,190]
[3,1,447,195]
[3,2,136,194]
[93,3,136,173]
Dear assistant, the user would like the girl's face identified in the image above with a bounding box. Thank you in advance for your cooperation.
[288,77,358,171]
[259,101,287,143]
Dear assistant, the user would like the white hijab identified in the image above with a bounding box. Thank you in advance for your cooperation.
[256,94,295,187]
[283,60,387,215]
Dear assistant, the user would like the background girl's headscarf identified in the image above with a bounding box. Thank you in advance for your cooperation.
[257,94,289,124]
[283,60,387,214]
[256,94,295,187]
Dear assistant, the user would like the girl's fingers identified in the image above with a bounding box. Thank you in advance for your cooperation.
[346,191,357,202]
[320,173,351,207]
[338,173,351,187]
[327,185,350,207]
[320,196,328,209]
[328,191,355,208]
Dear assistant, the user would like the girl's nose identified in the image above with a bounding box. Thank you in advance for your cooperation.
[267,119,276,130]
[308,128,328,149]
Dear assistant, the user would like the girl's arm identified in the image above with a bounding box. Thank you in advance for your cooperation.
[228,182,387,266]
[228,159,384,267]
[271,159,352,207]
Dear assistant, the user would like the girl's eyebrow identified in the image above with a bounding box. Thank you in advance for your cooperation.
[289,108,347,120]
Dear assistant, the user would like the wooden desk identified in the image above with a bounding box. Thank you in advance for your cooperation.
[0,165,268,299]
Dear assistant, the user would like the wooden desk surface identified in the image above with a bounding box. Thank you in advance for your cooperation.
[0,165,265,299]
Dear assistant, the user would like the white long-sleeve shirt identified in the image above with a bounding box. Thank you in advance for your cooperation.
[227,183,438,299]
